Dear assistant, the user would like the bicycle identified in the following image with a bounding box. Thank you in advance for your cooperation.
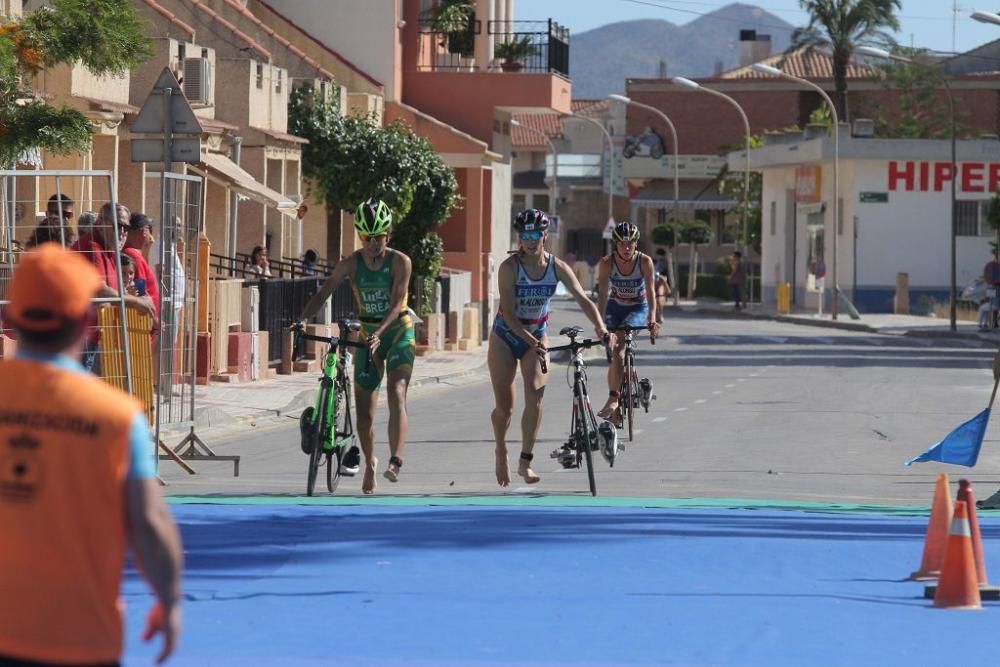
[605,324,656,443]
[545,326,617,496]
[294,320,369,496]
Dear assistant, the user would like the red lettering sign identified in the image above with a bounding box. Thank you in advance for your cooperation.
[888,161,914,191]
[990,164,1000,194]
[934,162,953,191]
[963,162,985,193]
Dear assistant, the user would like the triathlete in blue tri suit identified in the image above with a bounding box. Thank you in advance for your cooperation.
[597,221,660,421]
[489,209,609,487]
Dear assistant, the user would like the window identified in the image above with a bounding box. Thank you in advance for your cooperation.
[770,201,777,236]
[533,194,550,212]
[512,194,527,211]
[256,63,263,89]
[178,42,186,62]
[275,69,283,93]
[956,200,995,237]
[201,48,209,59]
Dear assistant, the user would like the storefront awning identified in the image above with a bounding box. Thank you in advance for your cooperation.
[200,152,299,218]
[631,179,737,211]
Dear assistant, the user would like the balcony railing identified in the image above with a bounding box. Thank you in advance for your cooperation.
[415,18,570,77]
[489,20,569,77]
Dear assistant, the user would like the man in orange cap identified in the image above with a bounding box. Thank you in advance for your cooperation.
[0,245,183,666]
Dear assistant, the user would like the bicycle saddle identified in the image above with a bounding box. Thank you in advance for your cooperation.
[339,319,362,333]
[560,326,584,337]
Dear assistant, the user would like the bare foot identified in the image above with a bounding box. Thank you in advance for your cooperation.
[362,457,378,495]
[496,448,511,487]
[518,456,541,485]
[383,457,401,483]
[597,396,619,420]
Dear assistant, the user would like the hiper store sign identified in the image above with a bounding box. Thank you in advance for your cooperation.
[888,160,1000,194]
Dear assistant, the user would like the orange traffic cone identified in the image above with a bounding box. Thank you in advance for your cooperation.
[933,501,982,609]
[957,479,989,584]
[910,473,952,580]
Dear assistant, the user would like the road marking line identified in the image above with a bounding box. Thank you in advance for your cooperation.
[737,378,747,382]
[749,373,759,377]
[674,407,688,412]
[694,399,707,404]
[725,384,736,388]
[652,417,667,423]
[711,390,722,395]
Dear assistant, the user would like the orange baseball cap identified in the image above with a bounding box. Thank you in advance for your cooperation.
[7,244,103,332]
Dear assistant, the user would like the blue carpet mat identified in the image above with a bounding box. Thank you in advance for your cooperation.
[122,504,1000,666]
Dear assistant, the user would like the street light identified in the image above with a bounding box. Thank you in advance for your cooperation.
[510,118,559,218]
[562,110,615,226]
[607,93,680,304]
[751,63,841,319]
[671,77,752,300]
[856,45,958,332]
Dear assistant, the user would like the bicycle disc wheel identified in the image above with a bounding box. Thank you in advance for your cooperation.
[306,388,328,496]
[623,356,634,442]
[579,396,597,496]
[327,389,348,493]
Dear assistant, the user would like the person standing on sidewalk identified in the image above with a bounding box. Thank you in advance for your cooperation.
[729,250,746,310]
[296,198,414,495]
[489,209,609,487]
[983,251,1000,329]
[0,245,183,666]
[596,222,659,422]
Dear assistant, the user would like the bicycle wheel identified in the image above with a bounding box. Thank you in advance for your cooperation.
[327,386,350,493]
[623,354,634,442]
[306,387,329,496]
[578,394,597,496]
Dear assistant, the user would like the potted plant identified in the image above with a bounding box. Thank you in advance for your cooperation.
[422,0,475,58]
[495,35,535,72]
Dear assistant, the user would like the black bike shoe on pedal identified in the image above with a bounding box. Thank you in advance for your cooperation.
[340,445,361,476]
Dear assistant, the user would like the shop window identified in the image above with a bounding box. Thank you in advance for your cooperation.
[719,221,738,246]
[532,194,550,212]
[512,194,527,211]
[956,201,983,237]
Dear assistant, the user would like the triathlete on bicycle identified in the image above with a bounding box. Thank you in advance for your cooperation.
[596,221,660,422]
[489,208,610,487]
[296,198,414,495]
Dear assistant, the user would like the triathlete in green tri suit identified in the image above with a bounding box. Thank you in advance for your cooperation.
[296,198,414,495]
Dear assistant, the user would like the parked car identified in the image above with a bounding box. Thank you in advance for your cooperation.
[959,276,989,307]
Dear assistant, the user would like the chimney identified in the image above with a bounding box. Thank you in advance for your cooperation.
[739,29,772,67]
[658,59,668,78]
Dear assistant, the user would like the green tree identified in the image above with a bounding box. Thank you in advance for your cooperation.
[857,55,969,139]
[0,0,151,166]
[790,0,902,120]
[679,220,713,298]
[289,86,458,312]
[717,135,763,255]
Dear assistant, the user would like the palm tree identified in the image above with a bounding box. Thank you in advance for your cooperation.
[791,0,901,120]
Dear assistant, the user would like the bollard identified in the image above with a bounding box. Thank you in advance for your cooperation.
[895,272,910,315]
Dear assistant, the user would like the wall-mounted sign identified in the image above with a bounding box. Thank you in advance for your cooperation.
[795,165,822,203]
[859,191,889,203]
[620,154,727,179]
[888,160,1000,194]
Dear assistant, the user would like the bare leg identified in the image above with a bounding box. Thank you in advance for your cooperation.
[383,365,412,482]
[355,384,379,494]
[488,332,518,487]
[599,339,626,420]
[517,338,548,484]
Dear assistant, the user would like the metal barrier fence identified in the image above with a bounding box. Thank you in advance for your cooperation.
[210,251,333,279]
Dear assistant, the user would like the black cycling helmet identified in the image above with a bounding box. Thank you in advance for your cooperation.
[613,221,640,242]
[513,208,550,233]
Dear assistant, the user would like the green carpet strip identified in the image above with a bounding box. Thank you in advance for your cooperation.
[164,494,949,515]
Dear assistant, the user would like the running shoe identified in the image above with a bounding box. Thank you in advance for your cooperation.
[340,445,361,476]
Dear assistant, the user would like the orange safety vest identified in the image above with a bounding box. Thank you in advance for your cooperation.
[0,358,139,664]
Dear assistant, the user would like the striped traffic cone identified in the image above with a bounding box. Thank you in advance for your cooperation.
[933,501,982,610]
[911,473,952,580]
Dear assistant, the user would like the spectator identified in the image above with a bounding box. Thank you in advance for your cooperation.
[70,202,155,373]
[123,213,160,318]
[247,245,271,278]
[0,244,183,665]
[120,253,137,295]
[301,248,318,276]
[151,217,187,354]
[979,297,993,331]
[983,251,1000,328]
[25,194,76,249]
[729,250,746,310]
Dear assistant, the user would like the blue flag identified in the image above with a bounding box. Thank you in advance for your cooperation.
[905,408,991,467]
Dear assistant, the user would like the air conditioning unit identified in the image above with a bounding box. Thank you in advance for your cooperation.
[183,57,212,106]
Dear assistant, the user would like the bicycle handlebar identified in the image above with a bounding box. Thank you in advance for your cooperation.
[607,323,657,346]
[293,324,370,372]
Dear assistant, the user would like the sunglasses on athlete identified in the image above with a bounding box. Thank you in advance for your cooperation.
[519,231,543,241]
[361,234,388,243]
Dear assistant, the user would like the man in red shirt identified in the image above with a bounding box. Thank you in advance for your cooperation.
[70,202,156,373]
[123,213,160,317]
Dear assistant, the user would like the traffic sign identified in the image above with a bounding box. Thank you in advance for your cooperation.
[132,67,203,135]
[131,138,202,163]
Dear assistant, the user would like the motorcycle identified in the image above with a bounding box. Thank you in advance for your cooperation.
[622,126,666,159]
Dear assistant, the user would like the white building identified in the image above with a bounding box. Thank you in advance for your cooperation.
[731,127,1000,313]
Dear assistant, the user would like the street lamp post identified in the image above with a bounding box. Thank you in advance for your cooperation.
[563,111,615,226]
[751,63,841,319]
[607,93,680,304]
[856,46,957,332]
[671,76,752,303]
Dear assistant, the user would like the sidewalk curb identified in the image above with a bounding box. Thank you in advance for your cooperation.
[190,357,490,431]
[686,306,876,333]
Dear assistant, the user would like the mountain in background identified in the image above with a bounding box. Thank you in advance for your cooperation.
[568,3,796,99]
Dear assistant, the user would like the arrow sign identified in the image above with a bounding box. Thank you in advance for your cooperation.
[131,67,203,135]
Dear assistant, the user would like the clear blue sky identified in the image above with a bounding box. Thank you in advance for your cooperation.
[528,1,998,55]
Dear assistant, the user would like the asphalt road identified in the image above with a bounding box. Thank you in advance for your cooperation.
[161,301,1000,505]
